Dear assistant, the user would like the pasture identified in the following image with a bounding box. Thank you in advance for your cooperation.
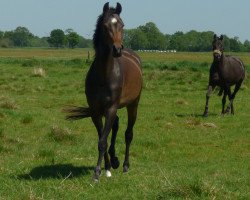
[0,48,249,199]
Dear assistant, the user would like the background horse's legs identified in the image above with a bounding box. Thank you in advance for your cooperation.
[226,80,243,114]
[94,107,117,181]
[108,115,120,169]
[221,89,228,114]
[123,102,138,172]
[203,85,215,117]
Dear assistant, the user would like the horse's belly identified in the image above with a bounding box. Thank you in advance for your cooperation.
[119,75,142,107]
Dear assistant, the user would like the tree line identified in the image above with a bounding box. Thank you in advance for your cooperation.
[0,23,250,52]
[0,27,92,48]
[124,22,250,52]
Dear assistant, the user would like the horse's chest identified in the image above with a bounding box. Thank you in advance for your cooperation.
[212,72,220,82]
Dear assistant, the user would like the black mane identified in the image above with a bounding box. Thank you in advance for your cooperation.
[93,8,116,51]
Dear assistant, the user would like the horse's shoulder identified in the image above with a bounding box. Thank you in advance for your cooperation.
[123,47,139,56]
[121,49,141,66]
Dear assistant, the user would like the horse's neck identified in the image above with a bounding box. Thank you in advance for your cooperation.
[213,54,225,69]
[95,47,116,82]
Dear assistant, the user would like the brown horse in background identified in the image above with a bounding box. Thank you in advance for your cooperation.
[65,2,142,181]
[203,34,245,117]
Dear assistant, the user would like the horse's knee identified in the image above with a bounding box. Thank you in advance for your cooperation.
[98,140,107,152]
[125,130,133,144]
[231,93,236,100]
[222,97,226,104]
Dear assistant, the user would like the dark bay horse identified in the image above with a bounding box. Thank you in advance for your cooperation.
[203,34,245,117]
[65,2,142,181]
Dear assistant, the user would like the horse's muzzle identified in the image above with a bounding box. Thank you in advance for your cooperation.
[113,44,123,57]
[213,50,222,59]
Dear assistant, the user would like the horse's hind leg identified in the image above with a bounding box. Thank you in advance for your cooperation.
[203,85,215,117]
[221,89,228,115]
[108,115,120,169]
[123,102,138,173]
[226,80,243,114]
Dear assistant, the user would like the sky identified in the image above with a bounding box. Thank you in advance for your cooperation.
[0,0,249,42]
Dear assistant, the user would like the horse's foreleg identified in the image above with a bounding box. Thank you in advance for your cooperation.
[108,115,120,169]
[93,106,117,181]
[92,115,111,179]
[123,102,138,173]
[203,85,215,117]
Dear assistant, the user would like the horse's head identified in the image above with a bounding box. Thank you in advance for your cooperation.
[212,34,224,61]
[102,2,124,57]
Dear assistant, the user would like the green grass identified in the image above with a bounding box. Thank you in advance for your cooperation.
[0,48,249,199]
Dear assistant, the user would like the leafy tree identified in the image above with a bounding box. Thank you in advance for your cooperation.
[48,29,66,48]
[65,29,80,48]
[30,36,49,47]
[78,36,92,48]
[0,31,3,39]
[8,27,34,47]
[244,40,250,52]
[124,29,148,50]
[138,22,167,50]
[0,38,12,48]
[165,34,171,49]
[169,31,184,50]
[197,31,214,51]
[222,35,231,51]
[229,37,241,52]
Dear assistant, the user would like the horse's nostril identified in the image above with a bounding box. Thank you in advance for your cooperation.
[113,45,122,57]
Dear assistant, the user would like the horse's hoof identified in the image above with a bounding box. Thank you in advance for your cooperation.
[111,157,120,169]
[123,165,129,173]
[93,167,101,182]
[106,170,112,177]
[93,174,100,183]
[203,113,208,117]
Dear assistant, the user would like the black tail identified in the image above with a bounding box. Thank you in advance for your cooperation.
[63,106,91,120]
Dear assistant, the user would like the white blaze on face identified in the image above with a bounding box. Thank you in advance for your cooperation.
[111,17,117,24]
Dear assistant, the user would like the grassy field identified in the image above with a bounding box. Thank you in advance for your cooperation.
[0,48,249,199]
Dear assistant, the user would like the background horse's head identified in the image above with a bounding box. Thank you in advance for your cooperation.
[212,34,224,61]
[102,2,124,57]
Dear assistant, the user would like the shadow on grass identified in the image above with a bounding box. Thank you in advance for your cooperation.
[174,113,218,118]
[18,164,93,180]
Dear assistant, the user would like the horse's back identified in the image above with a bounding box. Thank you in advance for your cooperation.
[118,48,142,107]
[224,56,245,82]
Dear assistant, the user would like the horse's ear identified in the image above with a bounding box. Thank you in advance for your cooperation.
[220,35,224,41]
[213,34,217,40]
[115,2,122,15]
[103,2,109,13]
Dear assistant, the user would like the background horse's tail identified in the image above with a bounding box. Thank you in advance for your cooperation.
[63,106,91,120]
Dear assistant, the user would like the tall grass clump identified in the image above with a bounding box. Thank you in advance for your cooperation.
[32,67,46,77]
[158,176,219,199]
[49,125,75,142]
[0,98,18,110]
